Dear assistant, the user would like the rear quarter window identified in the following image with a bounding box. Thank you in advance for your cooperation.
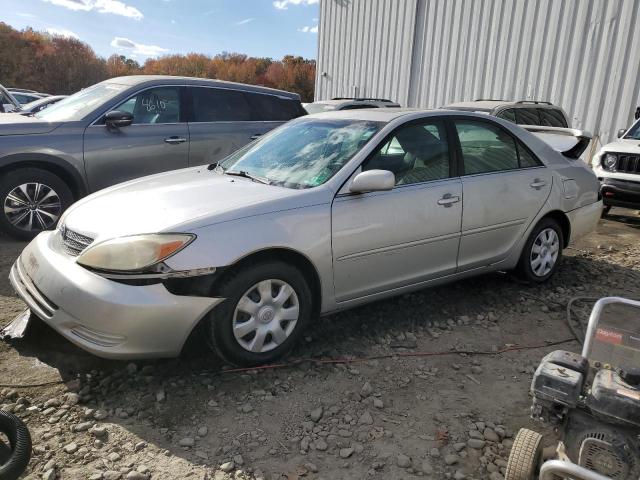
[245,92,304,121]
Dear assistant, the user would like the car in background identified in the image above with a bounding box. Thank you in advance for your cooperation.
[446,99,570,128]
[592,117,640,214]
[10,91,45,105]
[305,97,400,114]
[7,88,43,94]
[0,75,306,239]
[16,95,67,115]
[0,85,21,113]
[9,109,601,365]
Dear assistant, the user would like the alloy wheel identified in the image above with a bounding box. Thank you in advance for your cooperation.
[530,227,560,277]
[3,183,62,232]
[232,279,300,353]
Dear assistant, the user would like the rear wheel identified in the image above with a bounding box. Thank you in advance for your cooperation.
[505,428,543,480]
[601,206,611,217]
[205,261,313,367]
[0,168,73,240]
[517,217,563,283]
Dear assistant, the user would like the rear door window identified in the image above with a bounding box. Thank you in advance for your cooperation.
[245,92,304,121]
[515,108,541,125]
[539,108,568,128]
[191,87,252,122]
[455,120,541,174]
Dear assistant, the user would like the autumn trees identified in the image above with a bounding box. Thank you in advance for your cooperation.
[0,23,107,95]
[0,23,316,101]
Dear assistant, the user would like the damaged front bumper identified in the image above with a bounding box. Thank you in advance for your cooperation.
[9,231,223,359]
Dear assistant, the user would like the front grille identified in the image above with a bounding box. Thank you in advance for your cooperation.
[60,225,94,256]
[614,153,640,174]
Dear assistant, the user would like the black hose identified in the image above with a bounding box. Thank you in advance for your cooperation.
[0,411,32,480]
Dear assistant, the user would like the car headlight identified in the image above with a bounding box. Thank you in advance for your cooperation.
[602,153,617,171]
[77,233,195,272]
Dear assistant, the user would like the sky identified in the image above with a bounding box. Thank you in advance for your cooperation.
[0,0,320,61]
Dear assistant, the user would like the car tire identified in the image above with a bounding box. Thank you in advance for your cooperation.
[205,261,313,367]
[601,206,611,217]
[0,168,73,240]
[516,217,563,283]
[0,411,32,480]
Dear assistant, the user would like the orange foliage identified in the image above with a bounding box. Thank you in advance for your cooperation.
[0,23,316,101]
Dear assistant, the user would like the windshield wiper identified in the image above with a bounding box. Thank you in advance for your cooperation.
[224,170,270,185]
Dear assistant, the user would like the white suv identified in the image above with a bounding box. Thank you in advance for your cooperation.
[592,118,640,214]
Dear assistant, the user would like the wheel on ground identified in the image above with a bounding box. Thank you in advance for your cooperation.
[0,411,32,480]
[205,260,313,367]
[0,168,73,240]
[505,428,543,480]
[516,217,563,283]
[601,206,611,217]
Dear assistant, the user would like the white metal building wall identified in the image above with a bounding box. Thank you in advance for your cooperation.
[316,0,640,145]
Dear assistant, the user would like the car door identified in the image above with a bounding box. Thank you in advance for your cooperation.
[332,118,462,302]
[453,118,552,271]
[83,86,189,192]
[187,88,300,166]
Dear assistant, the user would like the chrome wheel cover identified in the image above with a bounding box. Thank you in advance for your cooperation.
[530,228,560,277]
[3,183,61,232]
[232,279,300,353]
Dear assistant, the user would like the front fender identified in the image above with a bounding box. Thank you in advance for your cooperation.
[164,203,334,311]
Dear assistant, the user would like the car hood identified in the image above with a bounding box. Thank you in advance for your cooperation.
[601,138,640,154]
[63,167,318,241]
[0,113,61,135]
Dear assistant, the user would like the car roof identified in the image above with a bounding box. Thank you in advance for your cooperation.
[103,75,300,99]
[311,99,401,108]
[307,107,465,122]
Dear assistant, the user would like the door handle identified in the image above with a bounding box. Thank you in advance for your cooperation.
[530,179,547,190]
[437,193,460,207]
[164,136,187,144]
[250,134,263,140]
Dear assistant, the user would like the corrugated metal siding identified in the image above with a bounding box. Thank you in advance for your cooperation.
[316,0,640,146]
[316,0,418,105]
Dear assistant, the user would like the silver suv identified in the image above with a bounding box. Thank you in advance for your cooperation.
[446,99,570,128]
[0,76,305,239]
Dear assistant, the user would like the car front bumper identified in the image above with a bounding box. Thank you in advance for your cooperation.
[599,177,640,209]
[9,231,223,359]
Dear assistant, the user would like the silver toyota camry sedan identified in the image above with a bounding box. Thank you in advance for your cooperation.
[9,109,602,366]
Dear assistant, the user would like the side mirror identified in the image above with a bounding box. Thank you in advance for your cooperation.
[105,110,133,128]
[349,169,395,193]
[617,129,626,138]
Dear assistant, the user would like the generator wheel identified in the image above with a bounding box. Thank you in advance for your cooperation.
[505,428,543,480]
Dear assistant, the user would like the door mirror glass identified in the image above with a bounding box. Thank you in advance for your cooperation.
[618,128,626,138]
[350,169,395,193]
[105,110,133,128]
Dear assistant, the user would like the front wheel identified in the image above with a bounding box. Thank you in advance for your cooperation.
[0,168,73,240]
[516,218,563,283]
[205,261,313,367]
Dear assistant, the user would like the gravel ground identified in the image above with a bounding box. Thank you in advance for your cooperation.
[1,208,639,480]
